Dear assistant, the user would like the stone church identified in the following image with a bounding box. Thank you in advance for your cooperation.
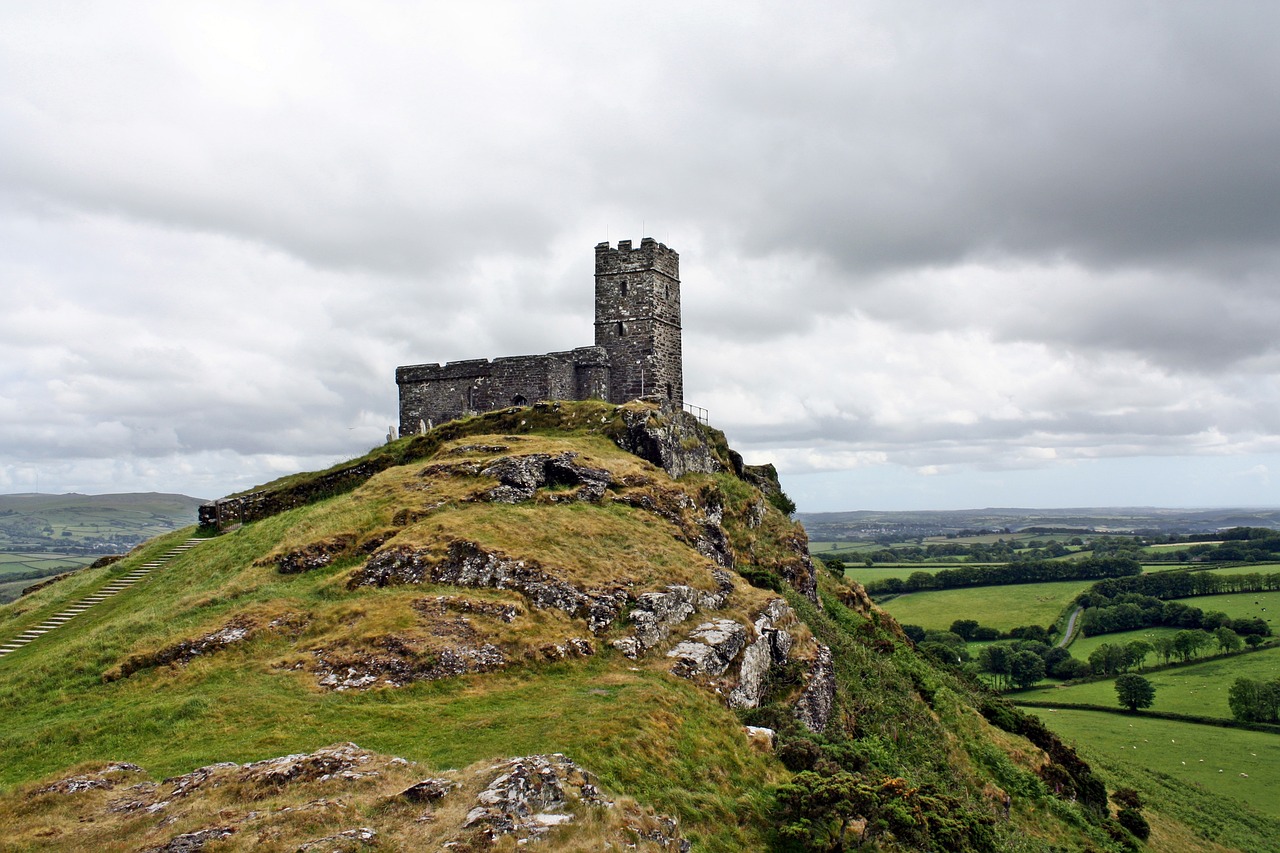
[396,238,683,436]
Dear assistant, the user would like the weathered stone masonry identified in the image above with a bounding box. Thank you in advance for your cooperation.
[396,239,683,435]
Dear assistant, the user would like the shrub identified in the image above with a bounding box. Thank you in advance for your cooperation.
[1117,807,1151,840]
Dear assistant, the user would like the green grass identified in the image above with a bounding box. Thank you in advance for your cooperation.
[875,579,1089,631]
[1168,589,1280,626]
[1018,646,1280,720]
[1023,708,1280,823]
[1070,626,1184,658]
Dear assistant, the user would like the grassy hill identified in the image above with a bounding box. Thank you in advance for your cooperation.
[0,401,1192,851]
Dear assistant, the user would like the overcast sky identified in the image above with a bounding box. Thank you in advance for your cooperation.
[4,1,1280,512]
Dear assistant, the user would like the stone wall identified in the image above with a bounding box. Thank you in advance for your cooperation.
[397,347,609,435]
[396,239,683,435]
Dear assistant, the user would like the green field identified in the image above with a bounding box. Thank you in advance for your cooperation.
[1069,626,1183,658]
[874,579,1088,631]
[1023,708,1280,821]
[1168,589,1280,627]
[1019,646,1280,719]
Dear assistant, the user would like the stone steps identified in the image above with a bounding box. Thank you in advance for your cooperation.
[0,538,207,659]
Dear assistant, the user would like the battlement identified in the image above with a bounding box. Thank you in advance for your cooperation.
[595,237,680,280]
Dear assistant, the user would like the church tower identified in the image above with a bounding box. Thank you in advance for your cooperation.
[594,238,683,407]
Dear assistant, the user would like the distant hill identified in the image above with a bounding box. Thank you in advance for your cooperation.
[0,403,1155,850]
[798,506,1280,541]
[0,492,206,603]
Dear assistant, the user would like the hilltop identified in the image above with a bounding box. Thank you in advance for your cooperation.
[0,401,1144,850]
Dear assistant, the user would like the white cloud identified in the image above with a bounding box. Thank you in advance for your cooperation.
[3,1,1280,509]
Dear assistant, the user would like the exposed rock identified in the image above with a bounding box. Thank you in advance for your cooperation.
[143,826,236,852]
[109,619,257,681]
[691,490,735,569]
[611,570,735,659]
[611,585,699,659]
[398,778,456,803]
[743,726,776,750]
[314,641,507,690]
[159,744,384,800]
[353,541,624,634]
[777,531,820,605]
[481,452,613,503]
[745,497,768,529]
[263,535,357,574]
[666,619,748,678]
[412,595,520,623]
[459,754,609,845]
[607,405,721,479]
[794,645,836,733]
[34,763,144,795]
[729,599,796,710]
[445,443,510,457]
[296,827,377,851]
[532,638,595,661]
[240,742,381,787]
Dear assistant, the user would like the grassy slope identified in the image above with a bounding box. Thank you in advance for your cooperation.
[0,405,1187,850]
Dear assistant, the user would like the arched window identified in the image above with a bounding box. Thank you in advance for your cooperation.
[512,394,527,406]
[616,321,625,336]
[666,383,673,400]
[620,281,628,297]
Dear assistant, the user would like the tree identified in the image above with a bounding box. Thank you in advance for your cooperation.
[1153,635,1177,665]
[979,644,1011,689]
[1009,650,1046,689]
[1173,629,1211,662]
[1123,640,1153,671]
[1115,674,1156,712]
[1214,626,1243,653]
[950,619,980,640]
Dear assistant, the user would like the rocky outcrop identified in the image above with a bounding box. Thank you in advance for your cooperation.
[35,763,144,795]
[481,452,613,503]
[352,541,628,634]
[729,598,796,709]
[142,827,236,852]
[611,569,735,659]
[607,405,721,479]
[662,598,800,712]
[296,827,377,851]
[106,619,259,681]
[461,754,608,844]
[666,619,748,678]
[794,645,836,733]
[455,753,689,850]
[26,743,688,851]
[313,640,509,691]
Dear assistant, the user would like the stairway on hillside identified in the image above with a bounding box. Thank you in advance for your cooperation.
[0,538,206,658]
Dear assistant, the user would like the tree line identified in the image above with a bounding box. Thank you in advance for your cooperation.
[864,556,1141,595]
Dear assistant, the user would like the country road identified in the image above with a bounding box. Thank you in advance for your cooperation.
[1057,606,1083,648]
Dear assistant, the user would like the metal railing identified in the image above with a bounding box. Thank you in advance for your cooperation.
[684,402,709,425]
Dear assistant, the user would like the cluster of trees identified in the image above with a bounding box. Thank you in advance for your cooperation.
[865,556,1141,595]
[1085,627,1246,675]
[1088,569,1280,600]
[1078,590,1272,639]
[975,642,1084,688]
[1227,677,1280,723]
